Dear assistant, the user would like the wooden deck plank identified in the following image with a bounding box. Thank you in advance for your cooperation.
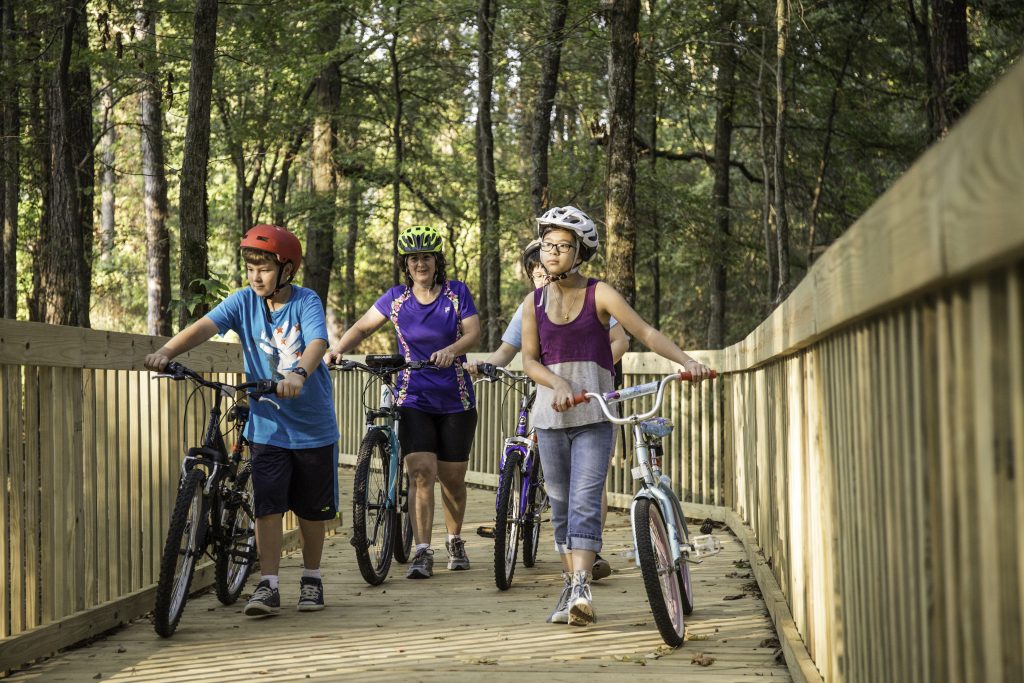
[6,470,790,682]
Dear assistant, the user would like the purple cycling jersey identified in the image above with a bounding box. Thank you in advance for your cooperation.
[373,280,478,414]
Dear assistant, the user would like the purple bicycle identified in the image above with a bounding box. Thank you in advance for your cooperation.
[475,363,548,590]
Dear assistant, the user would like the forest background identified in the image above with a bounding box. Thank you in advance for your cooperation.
[0,0,1021,353]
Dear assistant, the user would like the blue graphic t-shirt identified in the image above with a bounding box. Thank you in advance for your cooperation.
[373,280,478,414]
[206,286,339,449]
[501,301,619,349]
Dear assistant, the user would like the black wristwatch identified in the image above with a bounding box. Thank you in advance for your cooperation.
[291,366,309,379]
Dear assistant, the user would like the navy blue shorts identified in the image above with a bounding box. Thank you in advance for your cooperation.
[397,407,478,462]
[249,442,339,521]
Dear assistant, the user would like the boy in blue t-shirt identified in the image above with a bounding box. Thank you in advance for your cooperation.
[145,224,339,617]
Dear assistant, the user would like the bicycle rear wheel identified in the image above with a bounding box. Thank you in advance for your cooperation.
[393,469,414,563]
[154,468,209,637]
[521,459,543,568]
[215,461,257,605]
[635,497,686,647]
[493,454,522,590]
[352,429,397,585]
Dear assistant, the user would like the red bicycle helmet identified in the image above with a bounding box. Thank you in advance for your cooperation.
[240,224,303,273]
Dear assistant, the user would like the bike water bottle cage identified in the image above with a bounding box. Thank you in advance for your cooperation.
[640,417,674,439]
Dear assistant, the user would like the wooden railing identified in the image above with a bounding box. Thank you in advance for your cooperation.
[0,327,318,672]
[713,56,1024,683]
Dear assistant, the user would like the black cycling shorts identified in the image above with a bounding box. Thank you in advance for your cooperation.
[397,407,478,462]
[249,442,339,521]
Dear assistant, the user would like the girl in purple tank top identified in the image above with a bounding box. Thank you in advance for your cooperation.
[520,206,712,627]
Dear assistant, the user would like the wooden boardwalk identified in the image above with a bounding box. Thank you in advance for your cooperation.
[7,470,791,682]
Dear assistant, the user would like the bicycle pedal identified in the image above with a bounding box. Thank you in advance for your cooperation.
[476,525,495,538]
[691,534,722,558]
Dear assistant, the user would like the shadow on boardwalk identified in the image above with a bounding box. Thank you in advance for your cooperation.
[7,470,790,682]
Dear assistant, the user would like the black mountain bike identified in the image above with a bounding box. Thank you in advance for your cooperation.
[151,361,277,637]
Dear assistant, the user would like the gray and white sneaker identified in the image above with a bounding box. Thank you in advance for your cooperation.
[546,572,572,624]
[446,537,470,570]
[406,547,434,579]
[568,570,596,626]
[592,554,611,581]
[297,577,325,612]
[243,579,280,617]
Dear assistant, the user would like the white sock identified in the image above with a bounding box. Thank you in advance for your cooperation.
[261,574,279,589]
[416,543,430,553]
[302,568,321,580]
[447,534,461,543]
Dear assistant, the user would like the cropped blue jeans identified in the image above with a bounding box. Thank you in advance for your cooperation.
[536,421,615,554]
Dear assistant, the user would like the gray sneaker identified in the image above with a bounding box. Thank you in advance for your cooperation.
[297,577,325,612]
[406,547,434,579]
[446,537,470,570]
[243,579,280,617]
[592,554,611,581]
[547,572,572,624]
[568,570,596,626]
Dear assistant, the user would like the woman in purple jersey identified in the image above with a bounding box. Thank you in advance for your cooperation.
[520,206,712,627]
[328,226,480,579]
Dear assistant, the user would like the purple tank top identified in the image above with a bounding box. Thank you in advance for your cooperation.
[534,279,615,375]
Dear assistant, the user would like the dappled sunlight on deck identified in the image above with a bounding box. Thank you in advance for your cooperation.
[7,474,789,682]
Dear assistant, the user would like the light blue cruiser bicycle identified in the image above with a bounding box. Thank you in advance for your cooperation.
[574,369,721,647]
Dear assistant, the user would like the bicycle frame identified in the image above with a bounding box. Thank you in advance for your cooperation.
[579,372,718,572]
[497,388,538,515]
[362,382,402,511]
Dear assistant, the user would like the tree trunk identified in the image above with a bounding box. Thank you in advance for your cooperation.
[707,0,738,349]
[476,0,501,347]
[756,30,777,304]
[529,0,567,217]
[304,12,341,305]
[773,0,790,304]
[389,1,403,286]
[1,0,17,318]
[930,0,968,138]
[177,0,218,329]
[344,177,359,327]
[135,0,172,336]
[604,0,640,307]
[27,27,47,323]
[70,7,93,327]
[37,0,88,326]
[99,80,116,260]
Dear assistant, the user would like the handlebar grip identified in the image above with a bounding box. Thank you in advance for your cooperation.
[677,369,718,381]
[570,390,590,406]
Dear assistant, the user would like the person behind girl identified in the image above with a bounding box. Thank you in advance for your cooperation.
[145,224,339,616]
[520,206,711,626]
[326,226,480,579]
[465,238,627,580]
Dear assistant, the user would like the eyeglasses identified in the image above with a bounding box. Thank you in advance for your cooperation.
[539,241,574,255]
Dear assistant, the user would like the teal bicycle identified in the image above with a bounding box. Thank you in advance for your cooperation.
[333,355,432,585]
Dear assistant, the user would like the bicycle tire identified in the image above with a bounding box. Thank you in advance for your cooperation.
[393,469,414,563]
[352,429,397,585]
[215,461,257,605]
[634,497,686,647]
[493,454,522,590]
[154,468,209,637]
[521,460,543,568]
[678,517,695,615]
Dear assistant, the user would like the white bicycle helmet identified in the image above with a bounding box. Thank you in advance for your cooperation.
[537,206,599,252]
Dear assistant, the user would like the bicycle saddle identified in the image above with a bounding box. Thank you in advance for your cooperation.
[640,417,674,438]
[366,354,406,369]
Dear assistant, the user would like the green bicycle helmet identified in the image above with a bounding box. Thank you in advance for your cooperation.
[397,225,443,255]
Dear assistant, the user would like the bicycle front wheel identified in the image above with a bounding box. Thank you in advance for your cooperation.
[635,497,686,647]
[154,468,209,637]
[393,469,414,563]
[215,461,257,605]
[352,429,397,585]
[493,454,522,590]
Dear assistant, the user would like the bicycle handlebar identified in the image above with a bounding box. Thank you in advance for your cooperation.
[157,361,279,407]
[329,358,435,376]
[475,363,530,383]
[569,369,718,425]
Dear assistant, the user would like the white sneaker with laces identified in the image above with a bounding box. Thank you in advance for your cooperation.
[547,572,572,624]
[568,570,596,626]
